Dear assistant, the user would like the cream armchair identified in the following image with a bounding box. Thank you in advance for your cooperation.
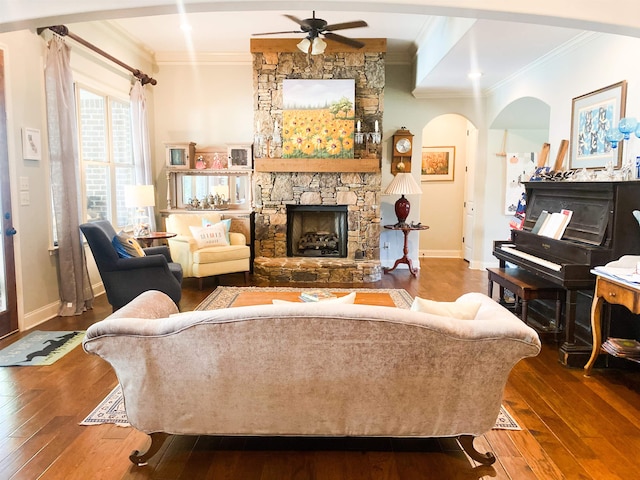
[165,213,250,288]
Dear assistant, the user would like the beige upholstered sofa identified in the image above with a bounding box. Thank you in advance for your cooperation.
[83,290,540,466]
[164,213,250,287]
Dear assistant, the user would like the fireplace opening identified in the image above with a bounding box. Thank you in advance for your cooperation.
[287,205,348,258]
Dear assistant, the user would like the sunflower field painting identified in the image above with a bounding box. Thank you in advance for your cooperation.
[282,79,355,159]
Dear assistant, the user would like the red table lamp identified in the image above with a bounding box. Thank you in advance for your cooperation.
[383,172,423,227]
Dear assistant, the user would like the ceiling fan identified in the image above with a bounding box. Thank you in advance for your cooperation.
[253,11,368,54]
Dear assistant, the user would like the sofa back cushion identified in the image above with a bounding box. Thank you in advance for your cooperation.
[411,297,481,320]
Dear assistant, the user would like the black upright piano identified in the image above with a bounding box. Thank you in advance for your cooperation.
[493,181,640,366]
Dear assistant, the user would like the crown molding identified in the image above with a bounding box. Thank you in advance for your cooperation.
[155,51,252,65]
[486,31,601,95]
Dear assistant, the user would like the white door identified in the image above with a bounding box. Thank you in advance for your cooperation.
[463,125,478,262]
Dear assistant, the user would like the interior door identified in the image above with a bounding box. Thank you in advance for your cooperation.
[0,48,18,338]
[463,125,478,262]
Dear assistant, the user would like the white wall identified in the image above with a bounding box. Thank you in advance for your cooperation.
[151,63,254,210]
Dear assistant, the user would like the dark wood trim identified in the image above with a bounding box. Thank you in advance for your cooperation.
[254,157,380,173]
[250,38,387,54]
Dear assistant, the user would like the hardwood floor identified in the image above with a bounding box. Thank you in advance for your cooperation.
[1,258,639,479]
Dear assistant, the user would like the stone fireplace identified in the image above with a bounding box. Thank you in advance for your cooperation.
[250,39,385,284]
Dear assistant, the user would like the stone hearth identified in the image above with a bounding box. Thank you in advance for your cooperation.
[253,257,382,285]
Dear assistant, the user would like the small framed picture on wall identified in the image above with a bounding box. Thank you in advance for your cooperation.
[421,146,455,181]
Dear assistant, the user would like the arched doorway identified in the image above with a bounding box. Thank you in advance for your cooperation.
[419,114,477,261]
[484,97,551,261]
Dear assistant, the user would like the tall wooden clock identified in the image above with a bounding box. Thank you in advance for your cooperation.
[392,128,414,174]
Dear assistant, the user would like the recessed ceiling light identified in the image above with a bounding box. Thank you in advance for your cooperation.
[467,71,483,79]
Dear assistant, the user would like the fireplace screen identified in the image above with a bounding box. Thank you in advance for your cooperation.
[287,205,348,258]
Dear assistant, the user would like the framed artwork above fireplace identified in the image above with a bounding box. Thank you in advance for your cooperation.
[282,79,355,160]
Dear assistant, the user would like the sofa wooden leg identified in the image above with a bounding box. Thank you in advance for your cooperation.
[129,432,170,466]
[244,271,250,284]
[458,435,496,465]
[198,277,203,290]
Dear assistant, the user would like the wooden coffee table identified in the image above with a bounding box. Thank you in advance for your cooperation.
[231,291,396,307]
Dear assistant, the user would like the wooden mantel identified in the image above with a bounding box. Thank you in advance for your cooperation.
[250,38,386,54]
[254,158,380,173]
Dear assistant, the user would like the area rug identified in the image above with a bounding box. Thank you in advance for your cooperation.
[196,286,414,310]
[81,385,522,431]
[0,330,85,367]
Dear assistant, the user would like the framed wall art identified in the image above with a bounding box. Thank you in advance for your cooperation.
[281,79,355,159]
[22,127,41,160]
[569,80,626,169]
[421,146,455,181]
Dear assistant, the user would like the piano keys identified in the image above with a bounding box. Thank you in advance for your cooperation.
[493,180,640,367]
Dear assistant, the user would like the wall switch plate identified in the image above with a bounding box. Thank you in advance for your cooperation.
[19,176,29,191]
[20,191,30,206]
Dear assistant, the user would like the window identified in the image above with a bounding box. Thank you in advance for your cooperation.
[77,85,134,229]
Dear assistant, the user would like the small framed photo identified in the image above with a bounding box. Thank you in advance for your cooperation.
[421,146,455,182]
[227,144,252,169]
[569,81,627,169]
[22,127,41,160]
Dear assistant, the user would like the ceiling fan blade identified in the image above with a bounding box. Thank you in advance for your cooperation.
[252,30,303,36]
[284,14,308,27]
[323,32,365,49]
[324,20,368,32]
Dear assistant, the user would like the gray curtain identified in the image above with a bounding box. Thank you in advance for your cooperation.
[45,36,94,316]
[130,79,156,230]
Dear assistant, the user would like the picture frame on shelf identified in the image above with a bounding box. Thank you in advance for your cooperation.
[421,146,455,182]
[569,81,626,170]
[227,144,252,169]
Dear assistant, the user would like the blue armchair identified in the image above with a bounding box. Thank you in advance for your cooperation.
[80,220,183,310]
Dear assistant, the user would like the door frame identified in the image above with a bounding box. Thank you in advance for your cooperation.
[0,47,18,338]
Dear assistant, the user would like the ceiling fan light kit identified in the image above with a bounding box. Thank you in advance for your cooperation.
[254,10,367,55]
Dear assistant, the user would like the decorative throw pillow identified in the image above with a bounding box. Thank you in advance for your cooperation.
[189,223,230,248]
[410,297,481,320]
[202,218,231,243]
[272,292,357,305]
[112,232,146,258]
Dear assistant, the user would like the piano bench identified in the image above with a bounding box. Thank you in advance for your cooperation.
[487,267,564,326]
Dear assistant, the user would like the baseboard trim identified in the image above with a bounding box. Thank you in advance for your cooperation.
[21,282,105,331]
[418,250,462,258]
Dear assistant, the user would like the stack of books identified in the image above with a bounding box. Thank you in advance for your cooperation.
[299,291,337,302]
[601,337,640,360]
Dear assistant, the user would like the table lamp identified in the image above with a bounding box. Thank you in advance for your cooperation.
[383,172,423,227]
[125,184,155,236]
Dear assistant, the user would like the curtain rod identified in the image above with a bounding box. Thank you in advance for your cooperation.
[37,25,157,86]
